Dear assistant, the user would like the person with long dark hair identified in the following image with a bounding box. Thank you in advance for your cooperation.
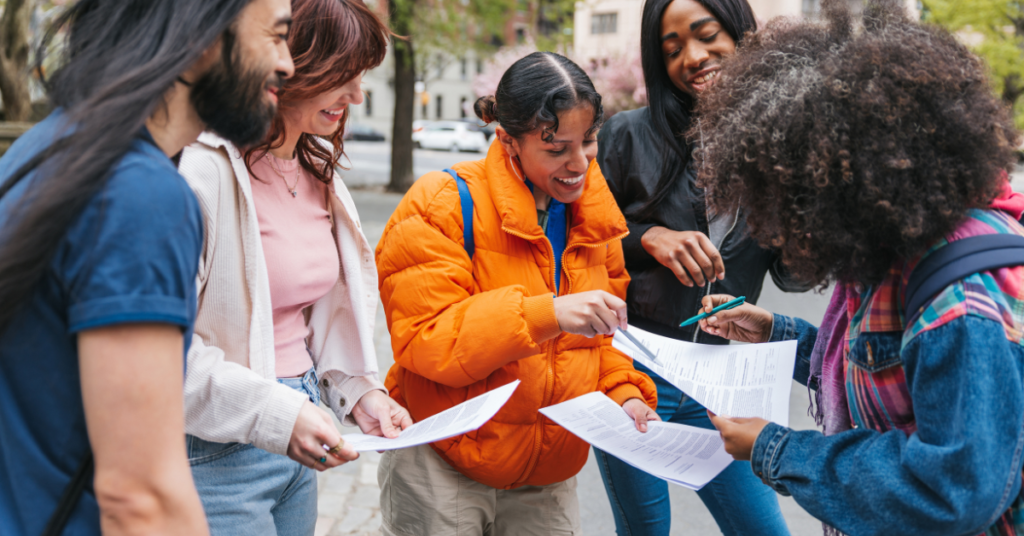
[375,52,658,535]
[696,2,1024,534]
[177,1,412,533]
[594,0,807,534]
[0,0,294,534]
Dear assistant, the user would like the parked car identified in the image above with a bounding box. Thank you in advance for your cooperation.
[417,121,488,152]
[461,118,496,145]
[412,120,431,148]
[343,123,386,141]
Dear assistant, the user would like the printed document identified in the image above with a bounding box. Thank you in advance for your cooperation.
[342,380,520,452]
[613,325,796,426]
[540,392,733,490]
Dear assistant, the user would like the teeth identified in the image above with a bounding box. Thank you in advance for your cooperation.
[694,71,719,85]
[323,108,344,115]
[555,175,584,185]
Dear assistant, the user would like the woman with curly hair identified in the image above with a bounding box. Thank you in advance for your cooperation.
[693,1,1024,534]
[594,0,805,534]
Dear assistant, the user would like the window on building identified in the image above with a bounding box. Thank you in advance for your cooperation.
[591,13,617,34]
[365,90,373,117]
[460,96,467,119]
[436,95,443,119]
[437,54,445,78]
[460,57,467,80]
[515,27,526,43]
[802,0,820,17]
[421,99,428,120]
[476,59,484,74]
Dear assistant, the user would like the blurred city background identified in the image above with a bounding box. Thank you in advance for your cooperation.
[0,0,1020,534]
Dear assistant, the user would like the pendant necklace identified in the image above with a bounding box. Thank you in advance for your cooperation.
[268,155,300,197]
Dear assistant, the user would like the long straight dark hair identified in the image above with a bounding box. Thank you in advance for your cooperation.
[633,0,757,219]
[0,0,252,332]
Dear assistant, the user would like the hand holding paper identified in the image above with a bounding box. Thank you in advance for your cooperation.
[341,380,520,452]
[612,324,796,426]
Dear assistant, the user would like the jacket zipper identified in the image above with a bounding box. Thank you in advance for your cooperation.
[693,207,741,342]
[503,226,629,485]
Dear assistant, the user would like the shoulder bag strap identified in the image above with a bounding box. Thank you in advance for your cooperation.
[443,168,474,259]
[905,234,1024,317]
[41,452,93,536]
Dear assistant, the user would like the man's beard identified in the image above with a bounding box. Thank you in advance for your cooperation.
[190,45,281,149]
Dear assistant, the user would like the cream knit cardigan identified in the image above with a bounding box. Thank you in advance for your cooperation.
[178,132,384,456]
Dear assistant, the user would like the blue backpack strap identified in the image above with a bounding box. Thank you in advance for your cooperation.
[443,168,474,259]
[905,234,1024,316]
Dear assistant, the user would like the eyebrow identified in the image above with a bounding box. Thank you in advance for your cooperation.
[276,16,293,29]
[660,31,678,43]
[690,17,716,31]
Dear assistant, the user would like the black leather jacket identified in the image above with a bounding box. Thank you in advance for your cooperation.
[599,107,811,344]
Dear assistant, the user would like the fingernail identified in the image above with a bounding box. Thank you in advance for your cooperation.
[710,316,717,322]
[719,272,726,279]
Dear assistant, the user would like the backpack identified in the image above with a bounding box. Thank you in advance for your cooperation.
[444,168,475,259]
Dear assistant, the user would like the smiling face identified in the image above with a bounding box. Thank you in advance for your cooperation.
[281,72,365,138]
[660,0,737,97]
[497,105,598,206]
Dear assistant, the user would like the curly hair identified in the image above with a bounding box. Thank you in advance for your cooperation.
[689,0,1022,287]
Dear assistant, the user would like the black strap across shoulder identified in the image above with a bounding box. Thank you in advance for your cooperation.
[41,452,93,536]
[905,234,1024,317]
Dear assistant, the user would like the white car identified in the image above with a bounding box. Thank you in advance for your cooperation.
[416,121,488,152]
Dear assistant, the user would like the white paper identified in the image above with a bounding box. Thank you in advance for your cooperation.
[341,380,520,452]
[613,325,796,426]
[540,392,734,490]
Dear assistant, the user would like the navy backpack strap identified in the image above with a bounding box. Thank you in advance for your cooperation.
[443,168,474,259]
[905,234,1024,316]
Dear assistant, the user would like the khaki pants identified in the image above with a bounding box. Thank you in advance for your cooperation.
[378,444,582,536]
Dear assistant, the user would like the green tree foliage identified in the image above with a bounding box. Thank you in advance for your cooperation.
[924,0,1024,129]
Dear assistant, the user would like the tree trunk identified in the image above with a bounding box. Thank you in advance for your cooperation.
[0,0,33,122]
[1003,73,1022,112]
[388,0,416,193]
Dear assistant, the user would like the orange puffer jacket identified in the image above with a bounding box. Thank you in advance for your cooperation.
[376,141,657,490]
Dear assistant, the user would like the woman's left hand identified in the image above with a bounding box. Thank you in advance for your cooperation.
[352,390,414,438]
[621,398,660,433]
[707,410,769,460]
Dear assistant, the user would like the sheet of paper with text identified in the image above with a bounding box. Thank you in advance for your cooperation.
[612,325,796,426]
[540,392,733,490]
[341,380,520,452]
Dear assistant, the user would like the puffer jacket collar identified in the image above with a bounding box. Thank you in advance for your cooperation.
[479,139,628,246]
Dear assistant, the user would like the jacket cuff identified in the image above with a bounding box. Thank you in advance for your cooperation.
[622,222,659,270]
[605,383,645,407]
[523,294,561,344]
[750,421,792,495]
[768,313,797,342]
[323,371,387,426]
[251,383,308,456]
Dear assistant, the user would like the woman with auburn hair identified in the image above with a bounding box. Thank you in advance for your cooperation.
[177,0,412,534]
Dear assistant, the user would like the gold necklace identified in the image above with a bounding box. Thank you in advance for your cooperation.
[267,155,300,197]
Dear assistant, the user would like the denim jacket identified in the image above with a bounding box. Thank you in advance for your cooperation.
[752,210,1024,536]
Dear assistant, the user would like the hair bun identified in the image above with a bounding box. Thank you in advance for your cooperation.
[474,96,497,124]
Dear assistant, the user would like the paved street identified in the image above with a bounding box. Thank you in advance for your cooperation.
[314,143,1024,535]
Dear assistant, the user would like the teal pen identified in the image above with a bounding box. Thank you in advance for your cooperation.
[679,296,747,327]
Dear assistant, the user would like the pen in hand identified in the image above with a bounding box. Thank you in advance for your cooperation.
[679,296,746,327]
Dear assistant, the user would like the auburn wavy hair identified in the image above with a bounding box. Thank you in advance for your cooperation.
[689,0,1021,287]
[245,0,389,183]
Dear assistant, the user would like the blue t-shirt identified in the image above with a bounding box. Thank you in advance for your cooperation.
[0,111,203,535]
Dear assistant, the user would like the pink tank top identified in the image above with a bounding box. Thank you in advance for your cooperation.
[249,153,339,378]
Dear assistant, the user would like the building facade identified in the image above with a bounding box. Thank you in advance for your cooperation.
[572,0,920,65]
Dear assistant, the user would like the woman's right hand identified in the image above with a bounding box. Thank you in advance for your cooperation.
[288,400,358,471]
[698,294,774,343]
[641,226,725,287]
[553,290,628,337]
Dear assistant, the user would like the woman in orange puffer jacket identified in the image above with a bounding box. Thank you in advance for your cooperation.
[375,52,658,535]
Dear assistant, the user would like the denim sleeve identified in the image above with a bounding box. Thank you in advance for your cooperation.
[768,313,817,387]
[750,315,1024,536]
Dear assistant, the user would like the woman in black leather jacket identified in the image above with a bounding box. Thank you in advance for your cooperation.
[594,0,810,535]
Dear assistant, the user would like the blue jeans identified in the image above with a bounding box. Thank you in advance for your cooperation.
[188,368,321,536]
[595,361,790,536]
